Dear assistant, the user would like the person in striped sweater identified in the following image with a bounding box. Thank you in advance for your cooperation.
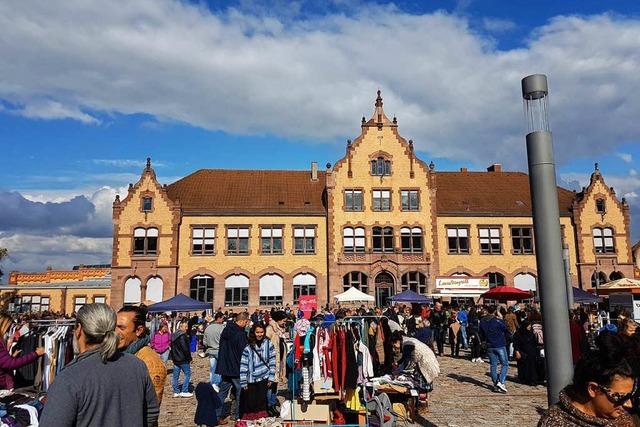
[239,322,276,419]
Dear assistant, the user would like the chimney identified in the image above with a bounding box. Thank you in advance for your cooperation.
[311,162,318,181]
[487,164,502,172]
[460,167,468,173]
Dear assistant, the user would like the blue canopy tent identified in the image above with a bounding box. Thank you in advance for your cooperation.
[147,293,211,313]
[390,289,433,304]
[573,287,599,304]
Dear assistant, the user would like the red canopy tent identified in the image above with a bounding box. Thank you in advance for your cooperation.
[480,286,533,302]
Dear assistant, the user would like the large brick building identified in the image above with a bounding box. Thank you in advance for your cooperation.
[110,91,634,310]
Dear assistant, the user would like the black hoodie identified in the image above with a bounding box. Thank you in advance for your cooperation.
[170,330,192,364]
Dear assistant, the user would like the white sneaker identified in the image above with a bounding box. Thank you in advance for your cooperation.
[212,384,220,393]
[180,392,193,397]
[496,382,507,393]
[173,393,181,398]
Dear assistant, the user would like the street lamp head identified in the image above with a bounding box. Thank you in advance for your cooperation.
[522,74,550,134]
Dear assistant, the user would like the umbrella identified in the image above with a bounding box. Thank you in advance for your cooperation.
[334,287,375,303]
[480,286,533,302]
[147,293,212,313]
[573,287,598,304]
[390,289,433,304]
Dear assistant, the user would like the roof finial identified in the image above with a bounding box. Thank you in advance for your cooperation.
[375,89,383,108]
[429,161,435,171]
[146,157,151,169]
[594,162,599,171]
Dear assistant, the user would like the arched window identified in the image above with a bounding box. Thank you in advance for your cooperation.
[596,199,606,214]
[146,276,164,303]
[401,272,427,294]
[343,272,368,294]
[225,274,249,306]
[591,271,607,287]
[486,272,505,288]
[343,227,365,253]
[371,157,391,176]
[124,277,142,305]
[593,227,615,253]
[401,227,423,253]
[259,274,283,306]
[293,273,316,303]
[133,227,158,255]
[190,275,214,303]
[609,271,624,281]
[514,273,537,292]
[372,226,394,253]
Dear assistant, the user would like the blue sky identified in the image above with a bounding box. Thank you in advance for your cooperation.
[1,0,639,276]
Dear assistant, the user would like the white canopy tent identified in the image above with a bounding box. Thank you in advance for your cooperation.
[334,286,375,303]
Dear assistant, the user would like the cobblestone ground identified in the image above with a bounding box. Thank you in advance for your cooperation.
[159,351,548,426]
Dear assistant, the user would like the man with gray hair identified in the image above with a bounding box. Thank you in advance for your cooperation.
[40,303,159,426]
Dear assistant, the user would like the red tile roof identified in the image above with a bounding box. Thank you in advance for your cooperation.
[166,169,327,215]
[435,171,575,216]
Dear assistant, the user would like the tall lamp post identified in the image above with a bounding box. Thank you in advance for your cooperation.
[522,74,574,405]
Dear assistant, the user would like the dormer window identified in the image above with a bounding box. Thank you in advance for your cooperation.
[142,197,153,212]
[596,198,606,214]
[371,157,391,176]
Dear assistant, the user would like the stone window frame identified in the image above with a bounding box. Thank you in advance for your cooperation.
[343,226,366,253]
[190,274,214,303]
[592,226,616,254]
[595,196,607,215]
[224,274,249,307]
[371,188,392,212]
[370,157,392,177]
[343,188,365,212]
[401,271,428,294]
[139,191,155,214]
[73,295,87,313]
[372,226,395,253]
[399,188,421,212]
[446,225,471,255]
[259,224,285,255]
[292,225,317,255]
[292,273,317,304]
[510,225,535,255]
[93,295,107,304]
[400,226,423,253]
[190,224,217,256]
[224,225,252,256]
[343,271,369,294]
[132,226,160,257]
[486,272,505,288]
[477,225,503,255]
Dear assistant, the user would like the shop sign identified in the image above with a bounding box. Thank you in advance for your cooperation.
[435,277,489,291]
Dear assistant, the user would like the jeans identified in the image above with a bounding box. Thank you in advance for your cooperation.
[487,347,509,385]
[209,356,222,385]
[217,376,241,420]
[267,386,278,407]
[172,363,191,393]
[159,349,169,363]
[433,326,445,355]
[459,324,468,348]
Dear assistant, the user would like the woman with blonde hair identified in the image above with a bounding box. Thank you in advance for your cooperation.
[0,313,45,390]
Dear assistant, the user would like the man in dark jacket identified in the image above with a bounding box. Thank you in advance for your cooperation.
[430,302,446,356]
[479,305,509,394]
[216,312,249,423]
[171,319,193,398]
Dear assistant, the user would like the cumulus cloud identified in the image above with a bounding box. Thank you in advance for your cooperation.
[0,3,639,169]
[5,100,100,124]
[617,152,633,163]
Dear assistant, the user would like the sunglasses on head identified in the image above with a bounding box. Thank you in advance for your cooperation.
[597,384,635,405]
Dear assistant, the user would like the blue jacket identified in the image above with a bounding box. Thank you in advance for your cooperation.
[457,310,468,325]
[479,315,507,349]
[215,322,248,377]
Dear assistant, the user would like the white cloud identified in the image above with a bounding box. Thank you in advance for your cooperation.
[0,3,639,169]
[12,100,100,124]
[91,159,166,168]
[616,152,633,163]
[482,17,516,32]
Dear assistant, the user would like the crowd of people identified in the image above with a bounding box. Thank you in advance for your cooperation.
[0,298,639,426]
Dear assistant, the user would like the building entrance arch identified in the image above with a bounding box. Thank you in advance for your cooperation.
[375,271,395,308]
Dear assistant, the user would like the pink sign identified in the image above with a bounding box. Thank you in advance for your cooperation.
[299,295,317,319]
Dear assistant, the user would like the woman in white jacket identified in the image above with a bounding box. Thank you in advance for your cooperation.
[391,330,440,400]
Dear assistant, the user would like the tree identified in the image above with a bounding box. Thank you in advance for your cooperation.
[0,247,7,280]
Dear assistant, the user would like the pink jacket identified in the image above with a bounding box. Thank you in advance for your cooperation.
[0,339,38,390]
[150,331,171,354]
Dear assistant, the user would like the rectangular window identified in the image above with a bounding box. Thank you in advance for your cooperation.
[94,296,106,304]
[511,226,534,254]
[225,288,249,306]
[192,226,216,255]
[74,296,87,313]
[344,189,363,211]
[373,227,394,253]
[31,295,41,313]
[293,284,316,304]
[479,227,501,254]
[447,227,469,254]
[142,197,153,212]
[293,226,316,254]
[343,227,366,253]
[133,228,158,256]
[259,296,283,306]
[261,226,283,254]
[227,226,250,254]
[372,190,391,211]
[401,190,420,211]
[594,228,615,253]
[41,296,50,312]
[401,227,423,253]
